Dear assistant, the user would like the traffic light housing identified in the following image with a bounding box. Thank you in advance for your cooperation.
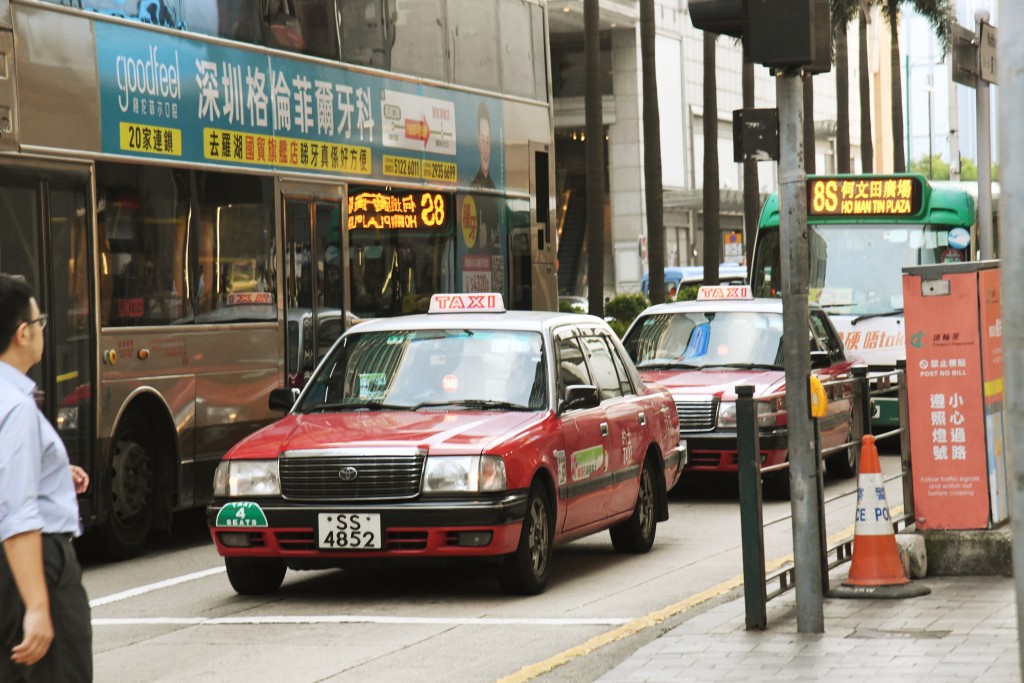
[689,0,831,73]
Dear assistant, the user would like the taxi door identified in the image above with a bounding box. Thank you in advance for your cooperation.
[554,331,614,532]
[577,332,648,519]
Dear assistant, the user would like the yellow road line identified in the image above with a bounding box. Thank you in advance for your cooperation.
[499,504,904,683]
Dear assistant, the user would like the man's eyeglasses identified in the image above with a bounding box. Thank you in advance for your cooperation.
[24,314,47,330]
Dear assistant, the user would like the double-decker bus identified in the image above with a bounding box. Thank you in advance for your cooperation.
[0,0,556,558]
[750,173,975,430]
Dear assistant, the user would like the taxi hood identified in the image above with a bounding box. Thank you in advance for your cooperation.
[640,367,785,400]
[226,410,548,459]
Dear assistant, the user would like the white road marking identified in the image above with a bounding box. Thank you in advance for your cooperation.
[89,567,226,608]
[92,615,630,627]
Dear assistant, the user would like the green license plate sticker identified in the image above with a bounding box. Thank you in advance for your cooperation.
[216,501,269,528]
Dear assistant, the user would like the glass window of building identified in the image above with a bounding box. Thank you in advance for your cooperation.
[549,32,613,99]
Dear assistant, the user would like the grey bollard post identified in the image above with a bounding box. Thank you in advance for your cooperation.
[736,384,766,630]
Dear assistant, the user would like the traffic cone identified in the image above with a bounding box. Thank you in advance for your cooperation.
[829,435,930,599]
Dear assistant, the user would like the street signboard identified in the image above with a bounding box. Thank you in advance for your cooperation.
[951,24,977,89]
[979,21,997,84]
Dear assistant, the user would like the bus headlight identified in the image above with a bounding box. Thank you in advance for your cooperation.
[57,406,79,431]
[422,455,507,494]
[214,460,281,497]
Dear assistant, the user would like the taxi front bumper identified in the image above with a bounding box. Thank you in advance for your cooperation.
[682,430,787,472]
[207,491,529,565]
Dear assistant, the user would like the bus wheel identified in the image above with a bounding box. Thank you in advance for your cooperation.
[498,481,552,595]
[97,413,156,559]
[225,558,286,595]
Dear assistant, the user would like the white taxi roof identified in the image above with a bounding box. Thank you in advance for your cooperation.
[639,296,789,316]
[347,308,608,336]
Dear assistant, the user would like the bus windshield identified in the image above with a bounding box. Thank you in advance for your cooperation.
[751,223,967,315]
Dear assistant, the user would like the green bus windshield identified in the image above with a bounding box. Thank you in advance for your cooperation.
[750,222,967,316]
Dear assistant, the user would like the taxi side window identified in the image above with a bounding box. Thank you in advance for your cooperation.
[556,336,592,400]
[810,311,845,362]
[580,335,630,401]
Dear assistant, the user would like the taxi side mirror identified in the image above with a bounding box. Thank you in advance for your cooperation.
[810,350,830,369]
[562,385,600,412]
[269,388,300,411]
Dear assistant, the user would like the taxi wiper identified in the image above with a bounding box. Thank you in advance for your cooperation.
[307,400,411,412]
[851,308,903,325]
[637,360,703,369]
[409,399,531,411]
[700,363,782,370]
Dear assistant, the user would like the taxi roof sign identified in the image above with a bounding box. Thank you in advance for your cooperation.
[696,285,754,301]
[428,293,506,314]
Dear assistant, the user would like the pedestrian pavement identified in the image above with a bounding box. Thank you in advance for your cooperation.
[598,573,1019,682]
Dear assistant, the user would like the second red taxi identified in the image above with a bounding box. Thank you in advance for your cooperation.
[621,285,856,498]
[208,294,684,595]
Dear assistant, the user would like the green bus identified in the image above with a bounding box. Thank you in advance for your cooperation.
[750,174,976,428]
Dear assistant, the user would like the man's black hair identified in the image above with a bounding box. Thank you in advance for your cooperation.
[0,274,34,355]
[477,100,490,128]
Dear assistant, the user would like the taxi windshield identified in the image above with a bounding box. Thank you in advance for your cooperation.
[623,311,784,369]
[297,329,548,412]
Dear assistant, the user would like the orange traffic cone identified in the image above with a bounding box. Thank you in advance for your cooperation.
[829,435,930,599]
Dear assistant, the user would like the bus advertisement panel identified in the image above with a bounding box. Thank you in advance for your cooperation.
[751,174,975,428]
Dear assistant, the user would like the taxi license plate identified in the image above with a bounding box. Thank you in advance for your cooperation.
[317,513,382,550]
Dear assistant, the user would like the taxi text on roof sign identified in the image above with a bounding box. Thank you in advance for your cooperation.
[807,176,924,217]
[696,285,754,301]
[428,293,505,313]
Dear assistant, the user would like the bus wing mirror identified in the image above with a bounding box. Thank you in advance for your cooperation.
[269,388,300,411]
[810,350,831,369]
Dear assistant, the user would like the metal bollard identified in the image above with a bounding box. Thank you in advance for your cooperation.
[736,385,766,630]
[896,360,914,522]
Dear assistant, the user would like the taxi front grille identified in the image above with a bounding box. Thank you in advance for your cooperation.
[676,399,718,432]
[280,453,425,501]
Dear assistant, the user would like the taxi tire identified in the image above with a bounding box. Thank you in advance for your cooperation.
[498,482,552,596]
[225,557,287,595]
[829,445,858,479]
[610,459,658,554]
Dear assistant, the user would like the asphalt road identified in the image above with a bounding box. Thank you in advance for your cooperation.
[80,454,905,683]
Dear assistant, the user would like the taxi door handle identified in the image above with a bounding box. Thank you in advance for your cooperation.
[600,422,609,437]
[638,412,647,426]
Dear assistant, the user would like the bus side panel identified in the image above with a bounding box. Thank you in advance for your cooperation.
[97,326,280,513]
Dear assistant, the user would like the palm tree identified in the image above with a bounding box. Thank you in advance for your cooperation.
[640,0,665,304]
[584,0,605,318]
[831,0,860,172]
[859,3,873,171]
[878,0,954,172]
[702,31,721,284]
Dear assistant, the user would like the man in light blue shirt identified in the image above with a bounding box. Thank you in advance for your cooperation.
[0,274,92,682]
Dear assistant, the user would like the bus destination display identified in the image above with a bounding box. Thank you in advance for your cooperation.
[348,189,450,230]
[808,176,923,217]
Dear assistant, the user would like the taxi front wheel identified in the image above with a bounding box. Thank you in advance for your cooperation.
[498,482,552,595]
[610,459,658,554]
[225,557,287,595]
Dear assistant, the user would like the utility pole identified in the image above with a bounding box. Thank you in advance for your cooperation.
[776,68,822,633]
[975,9,994,259]
[999,2,1024,678]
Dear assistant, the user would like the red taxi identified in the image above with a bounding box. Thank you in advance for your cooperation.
[208,294,683,595]
[621,285,856,498]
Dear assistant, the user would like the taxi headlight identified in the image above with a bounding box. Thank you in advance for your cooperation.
[214,460,281,497]
[422,455,507,494]
[716,401,776,429]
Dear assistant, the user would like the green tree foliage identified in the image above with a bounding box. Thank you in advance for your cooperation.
[605,292,650,336]
[909,154,950,179]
